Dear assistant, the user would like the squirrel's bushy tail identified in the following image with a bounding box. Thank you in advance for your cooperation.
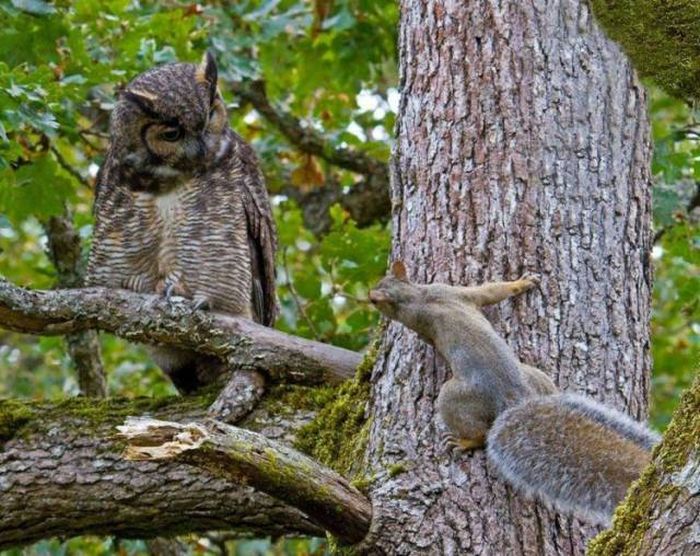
[486,393,660,525]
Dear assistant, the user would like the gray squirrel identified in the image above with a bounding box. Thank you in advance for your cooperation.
[369,261,659,525]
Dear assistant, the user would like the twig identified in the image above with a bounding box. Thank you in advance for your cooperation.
[49,145,91,189]
[282,247,321,340]
[233,80,387,177]
[653,182,700,243]
[43,209,106,397]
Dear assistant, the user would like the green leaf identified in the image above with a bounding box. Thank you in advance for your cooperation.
[0,155,75,225]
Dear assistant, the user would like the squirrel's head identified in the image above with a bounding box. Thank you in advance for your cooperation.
[369,261,419,320]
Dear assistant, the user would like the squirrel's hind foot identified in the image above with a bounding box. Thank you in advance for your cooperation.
[442,432,485,456]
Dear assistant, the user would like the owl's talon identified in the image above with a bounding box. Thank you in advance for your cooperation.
[164,282,176,300]
[441,432,456,445]
[192,297,211,312]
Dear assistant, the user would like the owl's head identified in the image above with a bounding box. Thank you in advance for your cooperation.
[110,52,230,191]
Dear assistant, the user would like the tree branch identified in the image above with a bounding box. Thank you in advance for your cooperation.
[0,280,360,385]
[588,374,700,555]
[232,80,391,229]
[0,394,324,549]
[49,145,91,189]
[119,417,372,544]
[281,171,391,233]
[233,80,386,176]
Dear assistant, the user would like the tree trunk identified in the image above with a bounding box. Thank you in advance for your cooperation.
[364,0,652,554]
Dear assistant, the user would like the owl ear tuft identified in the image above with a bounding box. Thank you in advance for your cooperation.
[391,260,409,281]
[196,51,218,102]
[121,89,159,118]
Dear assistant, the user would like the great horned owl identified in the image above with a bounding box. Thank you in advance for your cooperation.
[86,53,277,392]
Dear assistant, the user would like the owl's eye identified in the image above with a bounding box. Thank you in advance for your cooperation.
[160,127,183,142]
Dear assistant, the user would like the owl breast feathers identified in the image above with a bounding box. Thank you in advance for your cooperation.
[86,54,277,389]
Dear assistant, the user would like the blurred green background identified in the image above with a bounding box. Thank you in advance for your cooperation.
[0,1,696,554]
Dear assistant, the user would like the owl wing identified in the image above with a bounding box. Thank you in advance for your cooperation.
[235,139,278,327]
[85,155,123,287]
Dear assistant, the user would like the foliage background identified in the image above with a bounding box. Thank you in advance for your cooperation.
[0,0,696,554]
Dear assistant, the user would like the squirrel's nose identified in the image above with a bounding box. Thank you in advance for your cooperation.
[368,290,384,304]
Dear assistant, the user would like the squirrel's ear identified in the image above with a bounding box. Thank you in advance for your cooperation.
[391,260,408,281]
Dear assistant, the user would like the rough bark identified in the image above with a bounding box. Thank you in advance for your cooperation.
[208,369,266,423]
[0,280,360,385]
[0,392,324,549]
[44,212,106,397]
[588,374,700,556]
[363,1,652,554]
[119,417,372,544]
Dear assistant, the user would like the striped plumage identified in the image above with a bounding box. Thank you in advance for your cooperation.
[86,54,276,391]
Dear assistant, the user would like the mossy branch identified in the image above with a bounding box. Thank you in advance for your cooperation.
[0,394,325,549]
[588,373,700,555]
[591,0,700,101]
[119,416,373,545]
[0,279,360,385]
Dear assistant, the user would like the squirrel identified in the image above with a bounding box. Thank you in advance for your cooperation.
[369,261,660,525]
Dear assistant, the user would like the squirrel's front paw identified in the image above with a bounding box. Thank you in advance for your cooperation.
[518,272,541,290]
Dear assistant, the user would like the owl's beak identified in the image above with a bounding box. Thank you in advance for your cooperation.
[195,137,205,158]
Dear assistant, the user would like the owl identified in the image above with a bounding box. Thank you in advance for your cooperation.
[86,53,277,392]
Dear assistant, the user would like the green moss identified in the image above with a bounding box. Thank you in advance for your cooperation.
[46,393,213,427]
[266,384,337,415]
[590,0,700,101]
[350,474,374,494]
[0,399,33,445]
[0,393,215,450]
[294,324,385,478]
[587,374,700,555]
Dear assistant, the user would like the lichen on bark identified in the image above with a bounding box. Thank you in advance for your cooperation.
[587,373,700,555]
[590,0,700,101]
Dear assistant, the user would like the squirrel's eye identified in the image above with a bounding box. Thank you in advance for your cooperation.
[160,127,183,142]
